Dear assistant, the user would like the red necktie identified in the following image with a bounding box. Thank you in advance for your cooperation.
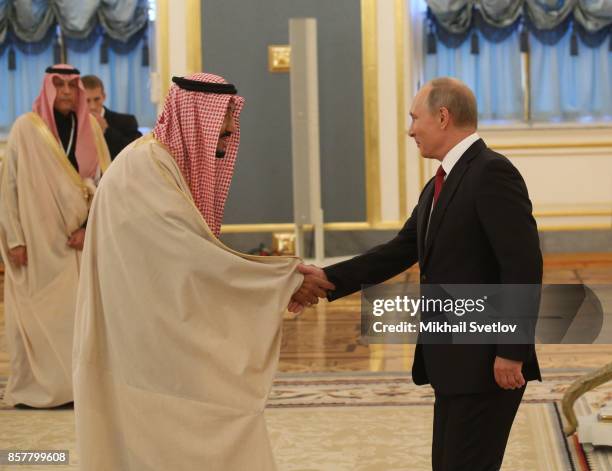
[433,165,446,205]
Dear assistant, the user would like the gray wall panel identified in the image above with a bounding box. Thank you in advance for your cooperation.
[202,0,366,224]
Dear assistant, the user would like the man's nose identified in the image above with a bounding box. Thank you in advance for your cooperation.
[227,114,236,134]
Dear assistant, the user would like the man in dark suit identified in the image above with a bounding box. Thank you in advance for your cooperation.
[81,75,142,160]
[289,77,543,470]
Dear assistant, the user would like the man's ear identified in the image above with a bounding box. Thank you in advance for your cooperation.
[439,107,450,130]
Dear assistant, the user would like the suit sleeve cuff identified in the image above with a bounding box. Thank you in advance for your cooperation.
[496,345,532,362]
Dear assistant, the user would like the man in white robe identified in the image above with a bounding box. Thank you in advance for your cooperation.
[73,73,334,470]
[0,64,110,408]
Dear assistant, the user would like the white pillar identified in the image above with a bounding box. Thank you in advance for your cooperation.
[290,18,325,261]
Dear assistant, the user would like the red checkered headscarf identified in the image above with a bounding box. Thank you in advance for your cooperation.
[33,64,101,179]
[153,73,245,237]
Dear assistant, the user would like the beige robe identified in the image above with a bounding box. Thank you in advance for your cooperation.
[0,112,110,407]
[73,136,302,470]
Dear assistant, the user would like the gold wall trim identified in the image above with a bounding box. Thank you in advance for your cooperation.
[186,0,202,74]
[490,141,612,151]
[539,224,611,232]
[221,222,381,234]
[156,0,170,98]
[221,224,296,234]
[221,209,612,233]
[326,222,373,231]
[220,220,611,234]
[395,0,407,220]
[418,152,425,189]
[155,0,201,100]
[535,210,612,217]
[361,0,381,224]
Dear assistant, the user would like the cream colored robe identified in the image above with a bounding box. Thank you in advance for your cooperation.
[0,112,109,407]
[73,136,302,471]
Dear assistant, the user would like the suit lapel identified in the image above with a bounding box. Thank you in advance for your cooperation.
[422,139,486,269]
[417,180,434,263]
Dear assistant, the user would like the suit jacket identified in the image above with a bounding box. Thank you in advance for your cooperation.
[324,139,542,395]
[103,107,142,160]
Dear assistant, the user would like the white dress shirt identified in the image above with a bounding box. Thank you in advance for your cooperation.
[439,132,480,181]
[426,132,481,240]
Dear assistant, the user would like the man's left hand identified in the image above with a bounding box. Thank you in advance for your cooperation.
[494,356,525,390]
[67,228,86,251]
[92,112,108,132]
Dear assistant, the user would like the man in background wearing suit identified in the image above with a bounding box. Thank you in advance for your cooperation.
[82,75,142,160]
[290,77,543,470]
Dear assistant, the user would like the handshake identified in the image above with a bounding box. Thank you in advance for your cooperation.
[287,264,336,313]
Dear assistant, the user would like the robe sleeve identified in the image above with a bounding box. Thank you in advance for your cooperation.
[0,133,26,249]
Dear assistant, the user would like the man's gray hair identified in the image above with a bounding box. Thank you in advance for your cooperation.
[427,77,478,128]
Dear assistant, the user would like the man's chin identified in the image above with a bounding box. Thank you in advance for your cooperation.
[54,106,74,116]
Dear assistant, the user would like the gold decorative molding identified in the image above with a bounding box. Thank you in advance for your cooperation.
[325,222,372,231]
[268,45,291,73]
[418,151,425,189]
[539,224,611,232]
[186,0,202,75]
[490,141,612,151]
[155,0,202,100]
[534,210,612,217]
[156,0,170,99]
[361,0,381,224]
[221,224,296,234]
[220,219,611,234]
[220,207,612,234]
[272,232,296,255]
[395,0,408,220]
[221,222,373,234]
[562,362,612,436]
[371,220,404,230]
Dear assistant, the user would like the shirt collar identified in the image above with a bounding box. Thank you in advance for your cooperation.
[440,132,480,178]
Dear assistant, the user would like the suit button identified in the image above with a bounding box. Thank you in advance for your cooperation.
[420,274,427,282]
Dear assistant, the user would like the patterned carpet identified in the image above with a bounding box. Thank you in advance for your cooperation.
[268,372,612,470]
[1,371,611,470]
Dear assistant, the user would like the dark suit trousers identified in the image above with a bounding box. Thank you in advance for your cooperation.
[432,386,525,471]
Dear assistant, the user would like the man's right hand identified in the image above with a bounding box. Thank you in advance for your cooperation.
[8,246,27,267]
[288,264,335,313]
